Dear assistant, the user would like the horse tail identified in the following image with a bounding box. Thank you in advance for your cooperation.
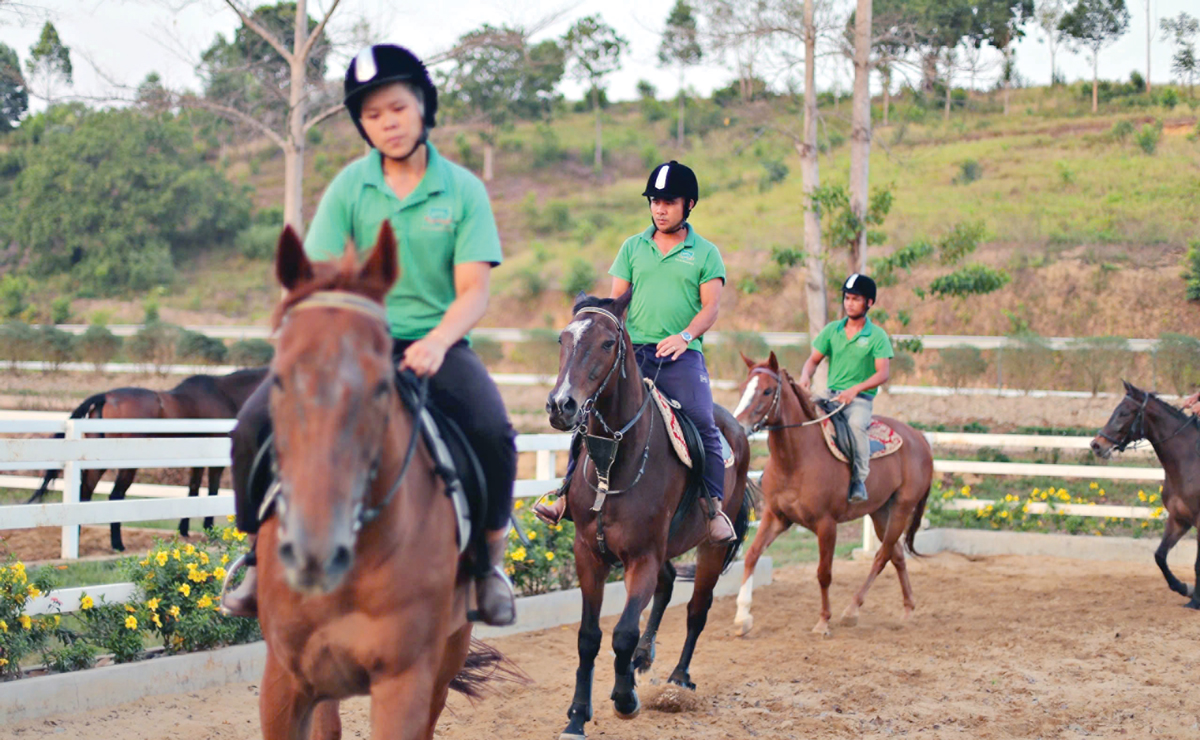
[722,481,757,573]
[905,480,932,558]
[448,637,529,700]
[26,393,107,504]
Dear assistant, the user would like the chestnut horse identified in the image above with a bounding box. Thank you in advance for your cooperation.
[1091,381,1200,608]
[732,352,934,636]
[28,367,267,550]
[254,223,499,740]
[545,291,753,740]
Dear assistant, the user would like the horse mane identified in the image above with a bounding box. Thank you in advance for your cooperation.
[1127,383,1190,422]
[572,294,619,314]
[272,247,390,330]
[781,369,818,420]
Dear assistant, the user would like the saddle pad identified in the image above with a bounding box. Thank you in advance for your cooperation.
[820,418,904,464]
[644,379,736,470]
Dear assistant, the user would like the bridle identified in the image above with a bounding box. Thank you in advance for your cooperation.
[568,306,653,499]
[1098,392,1197,453]
[745,367,845,435]
[262,290,426,534]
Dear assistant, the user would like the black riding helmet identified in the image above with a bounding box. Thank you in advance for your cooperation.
[842,273,877,304]
[643,161,699,217]
[343,45,438,146]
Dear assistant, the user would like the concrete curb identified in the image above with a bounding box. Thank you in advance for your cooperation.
[914,528,1196,566]
[1,557,771,723]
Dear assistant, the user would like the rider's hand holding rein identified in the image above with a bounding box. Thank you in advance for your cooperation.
[655,334,690,360]
[398,261,492,377]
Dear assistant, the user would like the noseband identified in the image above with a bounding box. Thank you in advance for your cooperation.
[264,290,426,533]
[744,367,846,434]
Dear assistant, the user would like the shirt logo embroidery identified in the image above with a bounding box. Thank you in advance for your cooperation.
[424,206,453,230]
[677,249,695,264]
[856,336,870,346]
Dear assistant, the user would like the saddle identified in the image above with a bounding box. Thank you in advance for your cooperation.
[815,398,904,465]
[645,379,735,470]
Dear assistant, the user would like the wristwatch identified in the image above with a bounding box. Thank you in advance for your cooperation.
[679,331,693,343]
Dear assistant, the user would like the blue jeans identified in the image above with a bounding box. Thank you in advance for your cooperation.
[561,346,725,502]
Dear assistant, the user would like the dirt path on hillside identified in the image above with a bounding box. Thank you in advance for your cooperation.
[5,555,1200,740]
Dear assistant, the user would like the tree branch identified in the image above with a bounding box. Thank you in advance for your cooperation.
[300,0,344,62]
[220,0,294,65]
[303,101,343,132]
[179,94,286,148]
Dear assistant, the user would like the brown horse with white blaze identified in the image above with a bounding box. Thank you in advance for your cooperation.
[545,291,753,740]
[732,352,934,636]
[1091,381,1200,609]
[254,223,500,740]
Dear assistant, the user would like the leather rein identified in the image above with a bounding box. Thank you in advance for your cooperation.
[746,367,846,435]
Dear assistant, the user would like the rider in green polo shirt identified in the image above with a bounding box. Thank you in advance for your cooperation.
[223,45,518,626]
[798,274,893,503]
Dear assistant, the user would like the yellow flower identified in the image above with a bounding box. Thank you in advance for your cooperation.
[27,584,41,598]
[554,525,563,532]
[1138,490,1147,502]
[513,499,524,510]
[186,562,197,571]
[139,558,149,566]
[53,615,60,626]
[155,552,169,567]
[184,544,196,556]
[234,530,247,542]
[213,567,227,581]
[19,615,31,630]
[545,551,555,561]
[199,552,209,565]
[178,584,191,597]
[197,594,213,609]
[146,597,160,611]
[0,619,7,633]
[226,515,236,523]
[188,569,209,583]
[125,604,136,613]
[0,658,7,667]
[1089,482,1099,490]
[172,549,181,561]
[80,595,94,611]
[960,485,970,496]
[152,613,162,628]
[124,616,138,630]
[511,546,527,561]
[168,605,180,618]
[528,530,537,540]
[220,554,229,565]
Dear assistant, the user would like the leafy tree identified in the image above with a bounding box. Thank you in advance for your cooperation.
[0,42,27,131]
[976,0,1035,114]
[927,263,1012,298]
[229,338,274,367]
[1059,0,1131,113]
[177,330,229,365]
[1160,12,1199,94]
[658,0,703,149]
[811,183,894,272]
[563,15,628,173]
[1036,0,1069,85]
[1067,336,1130,396]
[1155,333,1200,395]
[444,24,564,181]
[77,324,121,373]
[36,324,75,370]
[2,108,250,292]
[933,345,988,390]
[1183,239,1200,302]
[25,21,71,105]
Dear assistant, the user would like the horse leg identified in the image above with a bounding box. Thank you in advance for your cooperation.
[889,535,916,621]
[108,468,138,552]
[813,518,838,636]
[1155,516,1193,599]
[611,555,659,719]
[260,649,316,740]
[426,624,473,740]
[735,506,790,637]
[203,465,222,532]
[667,544,724,691]
[561,547,609,740]
[369,661,439,740]
[179,467,204,539]
[843,500,912,625]
[632,560,674,674]
[309,700,341,740]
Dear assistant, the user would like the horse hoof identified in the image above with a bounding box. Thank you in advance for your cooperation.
[559,732,587,740]
[734,615,753,637]
[812,620,830,636]
[632,652,654,674]
[667,676,696,691]
[613,693,641,720]
[1182,600,1200,611]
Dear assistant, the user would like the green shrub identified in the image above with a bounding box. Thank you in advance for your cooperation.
[0,274,29,319]
[0,558,58,679]
[176,330,228,365]
[1155,333,1200,395]
[0,321,37,369]
[1160,87,1179,110]
[1184,240,1200,302]
[1135,122,1162,155]
[1110,119,1135,142]
[562,258,597,298]
[758,158,789,192]
[235,224,280,260]
[928,264,1011,298]
[954,158,982,184]
[36,325,76,369]
[932,345,988,390]
[1067,336,1131,396]
[530,125,566,169]
[505,506,576,595]
[127,322,182,375]
[77,324,122,372]
[228,339,274,368]
[515,266,548,301]
[1003,333,1056,392]
[50,296,72,324]
[708,332,770,380]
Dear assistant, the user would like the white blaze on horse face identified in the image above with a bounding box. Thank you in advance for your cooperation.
[733,376,760,418]
[551,318,592,406]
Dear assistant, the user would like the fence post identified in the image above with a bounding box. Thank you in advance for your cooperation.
[861,515,878,556]
[535,450,557,483]
[60,419,80,560]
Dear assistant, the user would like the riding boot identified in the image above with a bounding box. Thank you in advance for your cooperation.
[219,535,258,618]
[475,533,517,627]
[848,480,869,504]
[703,496,737,544]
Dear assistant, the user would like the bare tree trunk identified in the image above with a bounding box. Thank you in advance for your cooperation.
[1002,46,1011,115]
[1092,53,1099,113]
[1145,0,1152,94]
[283,0,309,234]
[848,0,872,274]
[882,66,892,127]
[1049,39,1057,86]
[593,86,602,172]
[677,65,686,149]
[802,0,827,344]
[483,141,495,182]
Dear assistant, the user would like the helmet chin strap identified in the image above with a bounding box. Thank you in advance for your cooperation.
[379,128,428,164]
[653,217,688,235]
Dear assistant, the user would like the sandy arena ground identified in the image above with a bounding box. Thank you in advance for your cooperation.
[4,553,1200,739]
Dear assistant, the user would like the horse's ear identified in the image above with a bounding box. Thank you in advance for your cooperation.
[276,225,313,291]
[740,350,757,369]
[768,350,779,372]
[358,220,400,295]
[612,286,633,319]
[572,291,589,313]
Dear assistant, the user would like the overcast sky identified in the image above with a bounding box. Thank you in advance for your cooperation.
[1,0,1195,111]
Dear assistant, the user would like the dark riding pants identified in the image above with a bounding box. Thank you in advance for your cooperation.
[561,346,725,502]
[231,339,517,534]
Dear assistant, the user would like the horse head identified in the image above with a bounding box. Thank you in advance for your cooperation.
[1091,380,1149,458]
[268,222,400,594]
[733,351,784,435]
[545,288,633,431]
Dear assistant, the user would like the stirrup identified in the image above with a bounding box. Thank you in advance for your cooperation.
[532,490,565,525]
[217,552,251,617]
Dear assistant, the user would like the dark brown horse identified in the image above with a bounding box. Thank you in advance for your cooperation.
[545,291,753,740]
[731,352,934,636]
[1091,381,1200,609]
[29,367,267,550]
[254,223,499,739]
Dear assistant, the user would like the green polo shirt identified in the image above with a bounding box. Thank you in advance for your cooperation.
[812,316,894,398]
[304,143,502,340]
[609,225,726,353]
